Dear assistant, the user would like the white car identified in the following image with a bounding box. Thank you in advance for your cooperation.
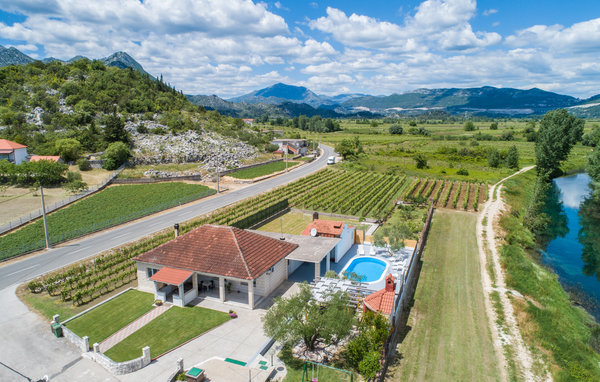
[327,156,336,165]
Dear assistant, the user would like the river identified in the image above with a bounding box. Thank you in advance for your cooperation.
[542,173,600,320]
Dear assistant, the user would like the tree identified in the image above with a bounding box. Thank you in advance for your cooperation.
[506,145,520,169]
[535,109,584,177]
[262,283,355,351]
[588,146,600,184]
[103,142,130,170]
[487,149,501,168]
[102,114,129,143]
[414,153,428,169]
[55,138,82,162]
[490,122,498,130]
[389,124,403,135]
[335,138,359,160]
[464,121,475,131]
[374,222,412,250]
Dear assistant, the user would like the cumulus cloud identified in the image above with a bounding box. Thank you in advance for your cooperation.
[309,1,499,52]
[506,18,600,53]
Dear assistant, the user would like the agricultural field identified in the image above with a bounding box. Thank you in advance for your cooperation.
[228,160,299,179]
[0,182,215,260]
[281,119,594,182]
[387,210,502,381]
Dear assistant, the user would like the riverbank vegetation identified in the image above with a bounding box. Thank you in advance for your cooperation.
[501,171,600,381]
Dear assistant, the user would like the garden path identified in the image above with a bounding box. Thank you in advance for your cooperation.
[98,304,171,352]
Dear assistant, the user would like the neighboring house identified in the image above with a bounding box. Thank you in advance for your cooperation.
[0,139,28,164]
[242,118,254,127]
[272,138,308,156]
[134,224,298,309]
[363,274,396,318]
[302,218,355,263]
[29,155,63,163]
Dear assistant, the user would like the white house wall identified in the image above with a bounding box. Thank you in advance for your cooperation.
[136,262,157,294]
[255,258,287,296]
[288,259,303,274]
[14,148,28,164]
[334,225,355,262]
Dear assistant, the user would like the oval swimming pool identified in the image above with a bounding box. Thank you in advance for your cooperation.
[342,256,388,283]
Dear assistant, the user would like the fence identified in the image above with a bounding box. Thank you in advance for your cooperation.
[377,202,435,381]
[232,199,289,229]
[0,164,125,236]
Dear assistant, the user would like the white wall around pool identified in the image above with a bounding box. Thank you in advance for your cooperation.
[340,255,391,291]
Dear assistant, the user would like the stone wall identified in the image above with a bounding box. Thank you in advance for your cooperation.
[61,325,89,352]
[90,343,151,375]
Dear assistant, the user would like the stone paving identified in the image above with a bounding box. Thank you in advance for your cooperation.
[99,304,172,352]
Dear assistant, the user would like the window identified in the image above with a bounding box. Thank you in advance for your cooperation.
[146,267,158,278]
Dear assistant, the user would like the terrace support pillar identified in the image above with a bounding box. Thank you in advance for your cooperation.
[192,274,198,298]
[325,256,330,273]
[314,262,320,281]
[178,284,184,307]
[248,281,255,309]
[219,277,225,302]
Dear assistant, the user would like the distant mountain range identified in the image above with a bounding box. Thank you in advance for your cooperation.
[189,82,600,118]
[0,45,149,76]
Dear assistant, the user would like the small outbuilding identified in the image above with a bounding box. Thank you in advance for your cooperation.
[302,219,355,263]
[363,274,397,318]
[29,155,63,163]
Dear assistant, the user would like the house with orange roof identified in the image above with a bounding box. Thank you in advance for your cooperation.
[0,139,28,164]
[363,274,397,318]
[272,138,308,155]
[302,217,355,263]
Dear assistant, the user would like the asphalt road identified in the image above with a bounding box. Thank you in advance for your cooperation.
[0,145,334,290]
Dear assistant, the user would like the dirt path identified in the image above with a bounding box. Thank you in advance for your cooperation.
[476,166,552,382]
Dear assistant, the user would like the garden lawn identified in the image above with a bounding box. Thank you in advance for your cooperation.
[65,290,155,346]
[104,306,230,362]
[389,210,502,381]
[229,161,298,179]
[0,182,215,260]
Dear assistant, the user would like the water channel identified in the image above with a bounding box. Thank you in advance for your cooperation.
[542,173,600,320]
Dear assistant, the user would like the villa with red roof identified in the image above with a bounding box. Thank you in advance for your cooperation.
[134,224,344,309]
[0,139,28,164]
[302,218,355,263]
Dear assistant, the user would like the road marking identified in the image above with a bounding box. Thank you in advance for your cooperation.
[112,233,129,239]
[70,246,90,254]
[6,264,39,276]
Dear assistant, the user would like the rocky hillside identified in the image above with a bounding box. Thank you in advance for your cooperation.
[0,45,34,66]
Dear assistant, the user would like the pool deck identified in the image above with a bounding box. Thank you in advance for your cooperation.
[287,243,415,291]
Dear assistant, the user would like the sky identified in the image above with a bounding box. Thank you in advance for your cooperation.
[0,0,599,99]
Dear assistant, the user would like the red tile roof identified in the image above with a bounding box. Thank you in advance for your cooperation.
[302,219,345,237]
[29,155,61,162]
[0,139,27,150]
[364,274,396,315]
[134,225,299,280]
[150,267,193,285]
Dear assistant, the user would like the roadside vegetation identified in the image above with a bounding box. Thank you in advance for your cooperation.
[228,160,299,179]
[388,210,502,381]
[0,182,215,259]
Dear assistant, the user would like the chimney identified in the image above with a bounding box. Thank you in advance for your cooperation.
[312,212,319,221]
[174,223,180,238]
[385,274,395,292]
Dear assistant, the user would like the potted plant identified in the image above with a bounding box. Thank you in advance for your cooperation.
[228,310,237,318]
[154,299,163,306]
[225,281,232,293]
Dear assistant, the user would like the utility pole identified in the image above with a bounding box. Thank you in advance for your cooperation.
[285,146,288,172]
[216,160,220,194]
[40,185,51,249]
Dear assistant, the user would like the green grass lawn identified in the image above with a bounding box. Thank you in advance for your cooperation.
[104,305,230,361]
[65,290,155,346]
[279,345,354,382]
[388,210,502,381]
[0,182,215,260]
[229,161,299,179]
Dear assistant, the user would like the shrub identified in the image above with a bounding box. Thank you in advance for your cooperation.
[414,154,428,169]
[456,168,469,176]
[264,143,279,153]
[500,131,514,141]
[77,158,91,171]
[464,121,475,131]
[103,142,130,170]
[136,124,148,134]
[490,122,498,130]
[389,124,403,135]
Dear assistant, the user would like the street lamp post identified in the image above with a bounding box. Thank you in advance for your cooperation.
[39,185,51,249]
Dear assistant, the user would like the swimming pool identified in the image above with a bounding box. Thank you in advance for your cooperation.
[342,256,389,285]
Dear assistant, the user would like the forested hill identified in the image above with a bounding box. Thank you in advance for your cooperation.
[0,59,263,157]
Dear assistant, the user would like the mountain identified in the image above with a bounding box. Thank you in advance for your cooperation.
[341,86,579,115]
[228,83,326,107]
[0,45,35,67]
[101,51,149,76]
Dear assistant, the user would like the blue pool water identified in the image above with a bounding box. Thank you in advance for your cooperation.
[343,257,387,282]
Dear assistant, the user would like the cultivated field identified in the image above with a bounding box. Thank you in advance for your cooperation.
[388,210,502,381]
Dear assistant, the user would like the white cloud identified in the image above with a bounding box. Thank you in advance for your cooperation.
[507,18,600,53]
[483,9,498,16]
